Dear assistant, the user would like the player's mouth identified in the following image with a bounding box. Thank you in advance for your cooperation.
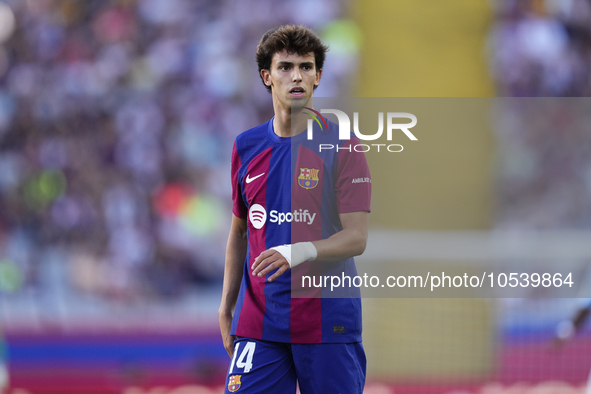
[289,87,305,98]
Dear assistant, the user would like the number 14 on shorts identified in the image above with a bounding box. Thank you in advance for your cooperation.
[229,341,256,373]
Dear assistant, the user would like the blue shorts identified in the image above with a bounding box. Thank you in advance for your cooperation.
[224,337,366,394]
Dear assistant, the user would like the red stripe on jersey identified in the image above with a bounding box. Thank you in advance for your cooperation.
[290,145,324,343]
[235,147,273,340]
[335,137,371,214]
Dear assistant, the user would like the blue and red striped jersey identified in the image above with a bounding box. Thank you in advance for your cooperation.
[230,117,371,344]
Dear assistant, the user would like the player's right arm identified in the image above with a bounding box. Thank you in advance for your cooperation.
[218,214,247,358]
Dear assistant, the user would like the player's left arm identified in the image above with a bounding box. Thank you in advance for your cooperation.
[312,211,368,261]
[251,211,368,282]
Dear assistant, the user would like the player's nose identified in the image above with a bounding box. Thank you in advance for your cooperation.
[292,68,302,82]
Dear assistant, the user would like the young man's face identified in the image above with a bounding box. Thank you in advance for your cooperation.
[261,50,322,110]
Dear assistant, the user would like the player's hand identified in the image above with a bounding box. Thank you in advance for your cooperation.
[251,249,290,282]
[219,310,236,358]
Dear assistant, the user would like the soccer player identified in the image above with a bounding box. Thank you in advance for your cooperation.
[553,299,591,394]
[218,25,371,393]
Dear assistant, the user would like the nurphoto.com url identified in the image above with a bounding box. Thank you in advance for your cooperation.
[301,272,574,293]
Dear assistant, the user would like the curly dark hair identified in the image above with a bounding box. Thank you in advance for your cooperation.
[256,25,329,93]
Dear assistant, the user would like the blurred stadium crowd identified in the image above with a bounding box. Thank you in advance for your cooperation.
[490,0,591,97]
[490,2,591,390]
[0,0,360,306]
[490,0,591,229]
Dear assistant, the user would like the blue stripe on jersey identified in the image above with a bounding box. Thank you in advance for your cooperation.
[262,126,293,342]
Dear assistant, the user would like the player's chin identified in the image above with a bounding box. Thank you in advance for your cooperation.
[288,95,311,109]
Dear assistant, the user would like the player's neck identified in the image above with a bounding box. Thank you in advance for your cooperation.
[272,99,310,138]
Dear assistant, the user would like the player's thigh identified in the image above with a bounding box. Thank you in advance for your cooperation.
[292,342,366,394]
[225,337,297,394]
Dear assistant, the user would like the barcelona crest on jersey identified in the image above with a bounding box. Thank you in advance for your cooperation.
[228,375,242,392]
[298,167,319,190]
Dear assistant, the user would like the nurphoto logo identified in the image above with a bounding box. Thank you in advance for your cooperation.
[304,109,418,153]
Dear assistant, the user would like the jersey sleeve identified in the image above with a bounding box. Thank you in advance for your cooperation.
[335,137,372,214]
[231,141,247,219]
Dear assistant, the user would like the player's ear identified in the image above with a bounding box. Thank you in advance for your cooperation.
[261,69,272,86]
[315,68,322,86]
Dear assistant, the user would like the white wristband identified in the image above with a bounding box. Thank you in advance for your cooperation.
[271,242,317,268]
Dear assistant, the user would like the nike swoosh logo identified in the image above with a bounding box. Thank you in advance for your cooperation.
[246,173,265,183]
